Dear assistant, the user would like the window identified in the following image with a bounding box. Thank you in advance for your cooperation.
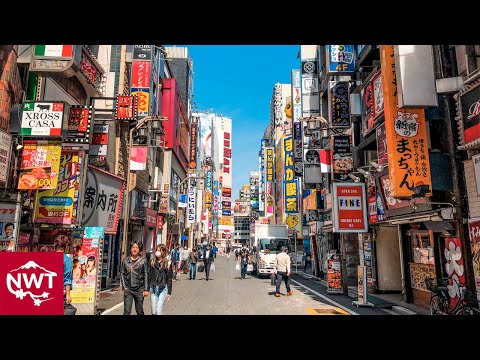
[408,230,434,265]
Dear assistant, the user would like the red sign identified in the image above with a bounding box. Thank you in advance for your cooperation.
[189,123,197,170]
[0,252,64,315]
[92,133,108,145]
[129,146,147,171]
[67,106,91,143]
[444,237,466,310]
[332,183,368,232]
[131,60,151,88]
[157,214,164,229]
[80,50,102,89]
[115,95,138,121]
[146,208,157,227]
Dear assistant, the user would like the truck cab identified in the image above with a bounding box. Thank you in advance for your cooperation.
[253,236,291,277]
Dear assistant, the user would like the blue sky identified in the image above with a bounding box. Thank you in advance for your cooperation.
[185,45,300,198]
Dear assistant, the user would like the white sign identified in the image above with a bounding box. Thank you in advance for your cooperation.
[0,131,12,185]
[21,101,65,137]
[394,111,419,137]
[90,145,107,156]
[187,179,196,224]
[473,154,480,196]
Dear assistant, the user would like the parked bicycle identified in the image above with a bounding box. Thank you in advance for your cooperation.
[425,277,480,315]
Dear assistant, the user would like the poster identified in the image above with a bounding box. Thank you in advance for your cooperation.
[34,151,79,224]
[331,135,353,182]
[67,106,91,143]
[18,140,62,190]
[468,219,480,305]
[71,227,103,305]
[327,253,343,293]
[0,203,20,252]
[0,130,12,185]
[358,265,365,304]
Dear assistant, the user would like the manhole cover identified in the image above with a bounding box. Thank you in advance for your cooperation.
[306,307,349,315]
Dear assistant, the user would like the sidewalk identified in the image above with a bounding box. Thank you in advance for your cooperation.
[293,270,430,315]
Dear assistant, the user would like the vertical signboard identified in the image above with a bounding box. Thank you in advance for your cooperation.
[115,95,137,121]
[0,203,20,252]
[380,45,432,197]
[332,183,368,233]
[367,174,378,224]
[329,81,351,128]
[331,135,353,182]
[130,56,152,118]
[304,148,322,185]
[327,253,343,294]
[468,219,480,305]
[0,131,12,186]
[362,71,384,137]
[301,56,320,117]
[284,137,298,214]
[34,151,80,224]
[444,237,466,310]
[89,124,108,168]
[376,123,388,166]
[292,69,303,177]
[189,122,198,171]
[67,106,92,143]
[187,178,196,224]
[326,45,355,74]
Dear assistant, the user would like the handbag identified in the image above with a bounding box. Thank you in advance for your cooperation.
[235,263,240,271]
[271,273,276,286]
[247,264,253,272]
[64,302,77,315]
[211,263,215,272]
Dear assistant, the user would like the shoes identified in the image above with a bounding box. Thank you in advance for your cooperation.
[274,293,282,297]
[206,278,209,281]
[287,291,293,296]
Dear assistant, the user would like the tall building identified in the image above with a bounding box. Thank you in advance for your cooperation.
[164,47,194,117]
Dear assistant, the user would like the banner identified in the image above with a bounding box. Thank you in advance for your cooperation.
[130,89,149,117]
[178,194,187,208]
[129,146,147,171]
[0,203,20,252]
[327,253,343,294]
[380,45,432,197]
[468,220,480,305]
[292,69,303,177]
[0,131,12,185]
[329,81,351,128]
[284,137,298,213]
[332,183,368,233]
[0,252,64,315]
[444,237,465,310]
[362,71,384,136]
[189,122,198,171]
[187,179,196,224]
[331,135,353,182]
[71,227,103,305]
[18,140,61,190]
[34,151,79,224]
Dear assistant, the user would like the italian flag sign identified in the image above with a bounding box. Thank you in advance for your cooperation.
[34,45,73,58]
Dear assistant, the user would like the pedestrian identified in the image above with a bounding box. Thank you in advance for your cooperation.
[304,248,312,272]
[274,246,293,297]
[189,245,198,280]
[235,247,239,262]
[55,238,75,315]
[203,243,215,281]
[239,244,249,279]
[120,240,149,315]
[148,244,173,315]
[212,243,218,258]
[226,245,231,260]
[170,243,181,281]
[182,246,190,274]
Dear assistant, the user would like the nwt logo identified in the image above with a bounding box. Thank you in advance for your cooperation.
[7,260,58,307]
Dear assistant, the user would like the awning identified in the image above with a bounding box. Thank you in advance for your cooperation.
[384,210,443,225]
[458,138,480,150]
[423,220,454,232]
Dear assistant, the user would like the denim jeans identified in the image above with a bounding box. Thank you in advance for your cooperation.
[123,288,144,315]
[275,271,291,294]
[150,286,168,315]
[172,263,178,280]
[189,262,197,280]
[240,261,248,279]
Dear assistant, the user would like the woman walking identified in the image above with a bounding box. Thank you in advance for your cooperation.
[189,245,198,280]
[148,244,173,315]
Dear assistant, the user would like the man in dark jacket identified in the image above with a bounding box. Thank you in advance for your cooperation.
[203,243,215,281]
[121,240,149,315]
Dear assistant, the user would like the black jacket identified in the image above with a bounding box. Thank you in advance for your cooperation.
[148,261,173,295]
[203,248,214,265]
[120,256,149,292]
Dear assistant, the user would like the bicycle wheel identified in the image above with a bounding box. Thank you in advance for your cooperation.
[464,307,480,315]
[430,295,447,315]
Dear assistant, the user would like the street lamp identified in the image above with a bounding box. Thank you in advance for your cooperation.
[121,115,168,261]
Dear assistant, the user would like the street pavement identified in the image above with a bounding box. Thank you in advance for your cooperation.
[99,255,388,315]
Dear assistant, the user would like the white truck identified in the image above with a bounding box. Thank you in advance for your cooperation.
[251,224,290,277]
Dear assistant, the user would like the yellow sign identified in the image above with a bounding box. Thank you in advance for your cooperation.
[130,90,149,116]
[380,45,432,197]
[18,141,61,190]
[285,214,299,229]
[219,217,233,226]
[34,151,79,224]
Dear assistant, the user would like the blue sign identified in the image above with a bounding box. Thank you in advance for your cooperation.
[39,196,73,206]
[213,180,218,196]
[206,170,213,191]
[179,194,188,205]
[222,210,231,216]
[181,235,187,241]
[327,45,355,74]
[85,226,104,239]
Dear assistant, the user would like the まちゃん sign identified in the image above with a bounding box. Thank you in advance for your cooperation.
[0,252,64,315]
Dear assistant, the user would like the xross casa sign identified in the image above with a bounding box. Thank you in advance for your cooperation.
[21,101,66,137]
[0,252,64,315]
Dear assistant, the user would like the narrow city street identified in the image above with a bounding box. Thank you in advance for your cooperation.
[99,256,387,315]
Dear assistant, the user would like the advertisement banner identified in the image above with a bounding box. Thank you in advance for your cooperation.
[130,89,149,117]
[376,123,388,166]
[187,179,196,224]
[284,137,298,213]
[18,140,61,190]
[189,122,198,171]
[131,61,151,88]
[301,56,320,117]
[326,45,355,74]
[81,167,125,234]
[292,69,303,177]
[331,135,353,182]
[145,208,157,227]
[332,183,368,233]
[0,203,20,252]
[468,219,480,305]
[71,227,103,305]
[133,45,153,60]
[458,83,480,145]
[115,95,137,121]
[0,131,12,185]
[21,101,66,137]
[367,175,378,224]
[329,81,351,128]
[67,106,92,143]
[362,71,384,136]
[444,237,466,310]
[0,252,64,315]
[358,265,365,304]
[129,146,147,171]
[380,45,432,197]
[327,253,343,293]
[34,151,79,224]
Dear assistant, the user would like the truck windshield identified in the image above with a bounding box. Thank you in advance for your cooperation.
[259,238,291,254]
